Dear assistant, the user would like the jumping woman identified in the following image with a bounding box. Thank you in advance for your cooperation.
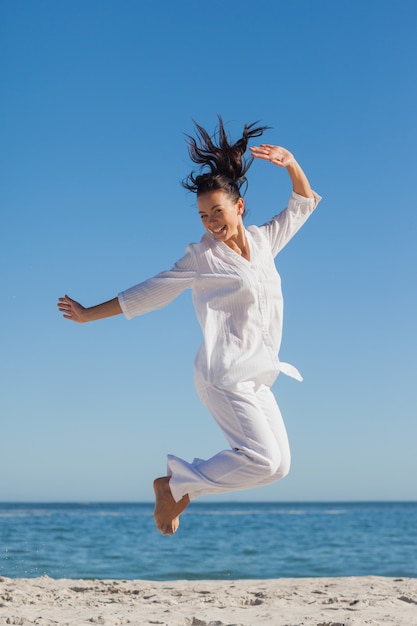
[57,117,321,536]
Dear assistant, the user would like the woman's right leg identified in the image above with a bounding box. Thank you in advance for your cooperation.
[167,382,290,502]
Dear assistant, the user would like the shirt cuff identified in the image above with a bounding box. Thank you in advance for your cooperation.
[291,189,322,208]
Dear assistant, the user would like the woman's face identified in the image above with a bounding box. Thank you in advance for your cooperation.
[198,190,245,242]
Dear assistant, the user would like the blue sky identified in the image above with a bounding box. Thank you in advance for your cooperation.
[1,0,416,503]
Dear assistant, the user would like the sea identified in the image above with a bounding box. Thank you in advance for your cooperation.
[0,502,416,581]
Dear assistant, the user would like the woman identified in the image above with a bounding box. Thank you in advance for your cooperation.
[58,117,321,536]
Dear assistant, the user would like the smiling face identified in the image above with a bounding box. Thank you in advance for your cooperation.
[198,190,245,243]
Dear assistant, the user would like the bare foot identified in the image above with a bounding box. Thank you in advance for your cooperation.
[172,516,180,533]
[153,476,190,536]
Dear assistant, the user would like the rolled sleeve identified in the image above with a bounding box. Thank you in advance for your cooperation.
[260,190,322,257]
[118,246,197,319]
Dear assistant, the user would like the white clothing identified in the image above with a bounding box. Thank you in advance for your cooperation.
[118,191,320,389]
[118,190,321,501]
[168,382,291,502]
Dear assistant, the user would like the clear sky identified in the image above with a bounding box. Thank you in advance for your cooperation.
[1,0,416,503]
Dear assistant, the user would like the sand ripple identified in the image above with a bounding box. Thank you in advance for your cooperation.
[0,575,416,625]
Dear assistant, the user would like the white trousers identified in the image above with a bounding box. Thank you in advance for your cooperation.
[167,381,291,502]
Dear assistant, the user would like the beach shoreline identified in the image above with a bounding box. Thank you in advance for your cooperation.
[1,575,416,625]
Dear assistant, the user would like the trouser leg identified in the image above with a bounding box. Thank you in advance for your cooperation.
[167,383,291,502]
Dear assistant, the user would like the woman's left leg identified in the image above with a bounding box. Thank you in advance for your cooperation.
[248,383,291,487]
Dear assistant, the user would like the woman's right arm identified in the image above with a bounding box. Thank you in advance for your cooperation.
[57,294,122,323]
[59,245,198,324]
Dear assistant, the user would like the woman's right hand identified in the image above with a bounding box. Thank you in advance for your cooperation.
[57,294,122,323]
[57,295,88,323]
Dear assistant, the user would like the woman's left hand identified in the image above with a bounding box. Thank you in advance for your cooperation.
[251,143,315,198]
[250,144,294,168]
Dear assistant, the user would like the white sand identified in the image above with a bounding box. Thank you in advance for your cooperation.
[0,575,416,626]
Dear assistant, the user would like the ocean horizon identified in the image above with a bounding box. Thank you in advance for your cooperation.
[1,501,416,581]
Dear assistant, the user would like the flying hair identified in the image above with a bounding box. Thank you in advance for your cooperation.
[182,115,270,199]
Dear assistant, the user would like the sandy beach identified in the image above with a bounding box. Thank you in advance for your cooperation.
[0,575,416,626]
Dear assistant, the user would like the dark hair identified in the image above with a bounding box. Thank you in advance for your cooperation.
[182,115,269,201]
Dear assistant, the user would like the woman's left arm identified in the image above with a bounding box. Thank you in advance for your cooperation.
[250,144,314,199]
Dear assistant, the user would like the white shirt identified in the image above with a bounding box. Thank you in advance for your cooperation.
[118,191,321,390]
